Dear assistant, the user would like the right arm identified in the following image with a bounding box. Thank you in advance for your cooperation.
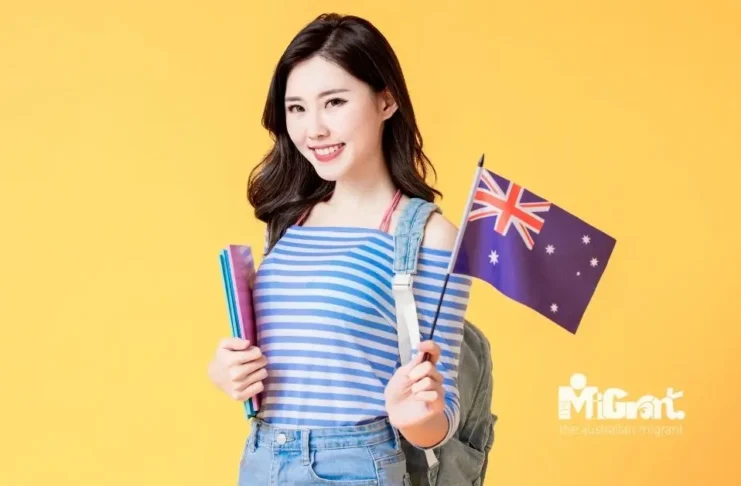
[209,227,270,400]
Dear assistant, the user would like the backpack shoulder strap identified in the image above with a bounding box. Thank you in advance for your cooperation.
[393,198,441,275]
[392,197,442,469]
[392,198,441,363]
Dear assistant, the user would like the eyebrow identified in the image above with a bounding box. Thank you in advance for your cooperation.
[285,88,350,103]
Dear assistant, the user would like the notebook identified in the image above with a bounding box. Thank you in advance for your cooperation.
[218,244,260,418]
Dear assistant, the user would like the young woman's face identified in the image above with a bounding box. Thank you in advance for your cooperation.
[284,55,396,182]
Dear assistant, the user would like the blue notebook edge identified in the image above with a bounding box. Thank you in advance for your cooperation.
[219,248,258,418]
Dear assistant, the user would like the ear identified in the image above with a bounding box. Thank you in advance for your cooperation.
[379,89,398,120]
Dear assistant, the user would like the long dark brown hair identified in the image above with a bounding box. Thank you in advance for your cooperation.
[248,13,441,254]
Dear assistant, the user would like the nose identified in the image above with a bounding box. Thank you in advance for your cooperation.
[306,110,329,140]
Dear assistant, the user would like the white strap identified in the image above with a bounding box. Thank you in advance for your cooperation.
[424,448,438,469]
[393,274,420,363]
[392,273,439,469]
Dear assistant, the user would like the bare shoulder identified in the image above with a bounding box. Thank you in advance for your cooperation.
[421,211,458,251]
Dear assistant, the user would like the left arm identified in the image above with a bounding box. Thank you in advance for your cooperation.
[386,213,471,448]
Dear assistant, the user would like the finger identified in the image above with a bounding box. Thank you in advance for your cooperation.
[417,340,441,364]
[411,377,437,394]
[219,337,250,351]
[228,346,263,366]
[408,361,443,383]
[420,395,445,414]
[407,361,432,382]
[231,356,268,382]
[429,367,443,384]
[235,367,268,391]
[414,389,442,404]
[418,340,441,362]
[398,351,424,375]
[233,380,264,401]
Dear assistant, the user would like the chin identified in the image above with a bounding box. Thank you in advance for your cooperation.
[312,165,349,182]
[307,153,355,182]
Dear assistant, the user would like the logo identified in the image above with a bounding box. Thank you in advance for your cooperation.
[558,373,685,420]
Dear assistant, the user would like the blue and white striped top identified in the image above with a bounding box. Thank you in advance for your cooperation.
[254,225,472,441]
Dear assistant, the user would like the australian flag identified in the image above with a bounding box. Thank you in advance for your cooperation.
[453,168,617,334]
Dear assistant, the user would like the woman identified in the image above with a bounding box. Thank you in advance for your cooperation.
[208,12,472,485]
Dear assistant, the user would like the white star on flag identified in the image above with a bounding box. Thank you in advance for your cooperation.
[489,250,499,265]
[582,235,591,245]
[545,244,555,254]
[590,257,599,267]
[550,303,558,313]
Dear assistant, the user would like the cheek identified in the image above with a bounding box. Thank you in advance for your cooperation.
[285,118,302,144]
[335,108,379,147]
[285,120,310,154]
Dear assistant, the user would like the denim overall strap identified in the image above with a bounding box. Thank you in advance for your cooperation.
[391,197,441,470]
[393,199,440,274]
[392,198,440,362]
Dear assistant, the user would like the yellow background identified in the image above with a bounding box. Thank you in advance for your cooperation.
[1,0,739,484]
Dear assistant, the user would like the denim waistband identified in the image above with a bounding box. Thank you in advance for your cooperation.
[248,417,400,452]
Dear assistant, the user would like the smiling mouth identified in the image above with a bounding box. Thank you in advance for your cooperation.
[311,143,345,156]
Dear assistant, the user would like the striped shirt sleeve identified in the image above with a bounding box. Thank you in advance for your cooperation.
[413,249,473,448]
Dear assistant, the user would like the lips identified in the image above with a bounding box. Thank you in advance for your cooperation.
[310,143,345,163]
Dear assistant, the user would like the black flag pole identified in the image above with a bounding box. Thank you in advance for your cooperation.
[423,154,485,359]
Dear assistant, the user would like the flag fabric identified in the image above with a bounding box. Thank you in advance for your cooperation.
[452,168,616,334]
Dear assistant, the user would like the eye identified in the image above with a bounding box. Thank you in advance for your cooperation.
[286,104,304,113]
[326,98,346,108]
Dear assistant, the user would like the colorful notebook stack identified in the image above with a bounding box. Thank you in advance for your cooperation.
[218,244,261,418]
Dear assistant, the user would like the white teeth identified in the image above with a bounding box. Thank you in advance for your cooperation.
[314,144,343,156]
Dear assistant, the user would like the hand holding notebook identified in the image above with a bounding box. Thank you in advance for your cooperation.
[217,244,263,418]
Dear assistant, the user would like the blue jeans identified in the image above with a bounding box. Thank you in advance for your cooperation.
[238,417,412,485]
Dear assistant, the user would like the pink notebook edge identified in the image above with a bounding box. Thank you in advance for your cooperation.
[225,244,261,411]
